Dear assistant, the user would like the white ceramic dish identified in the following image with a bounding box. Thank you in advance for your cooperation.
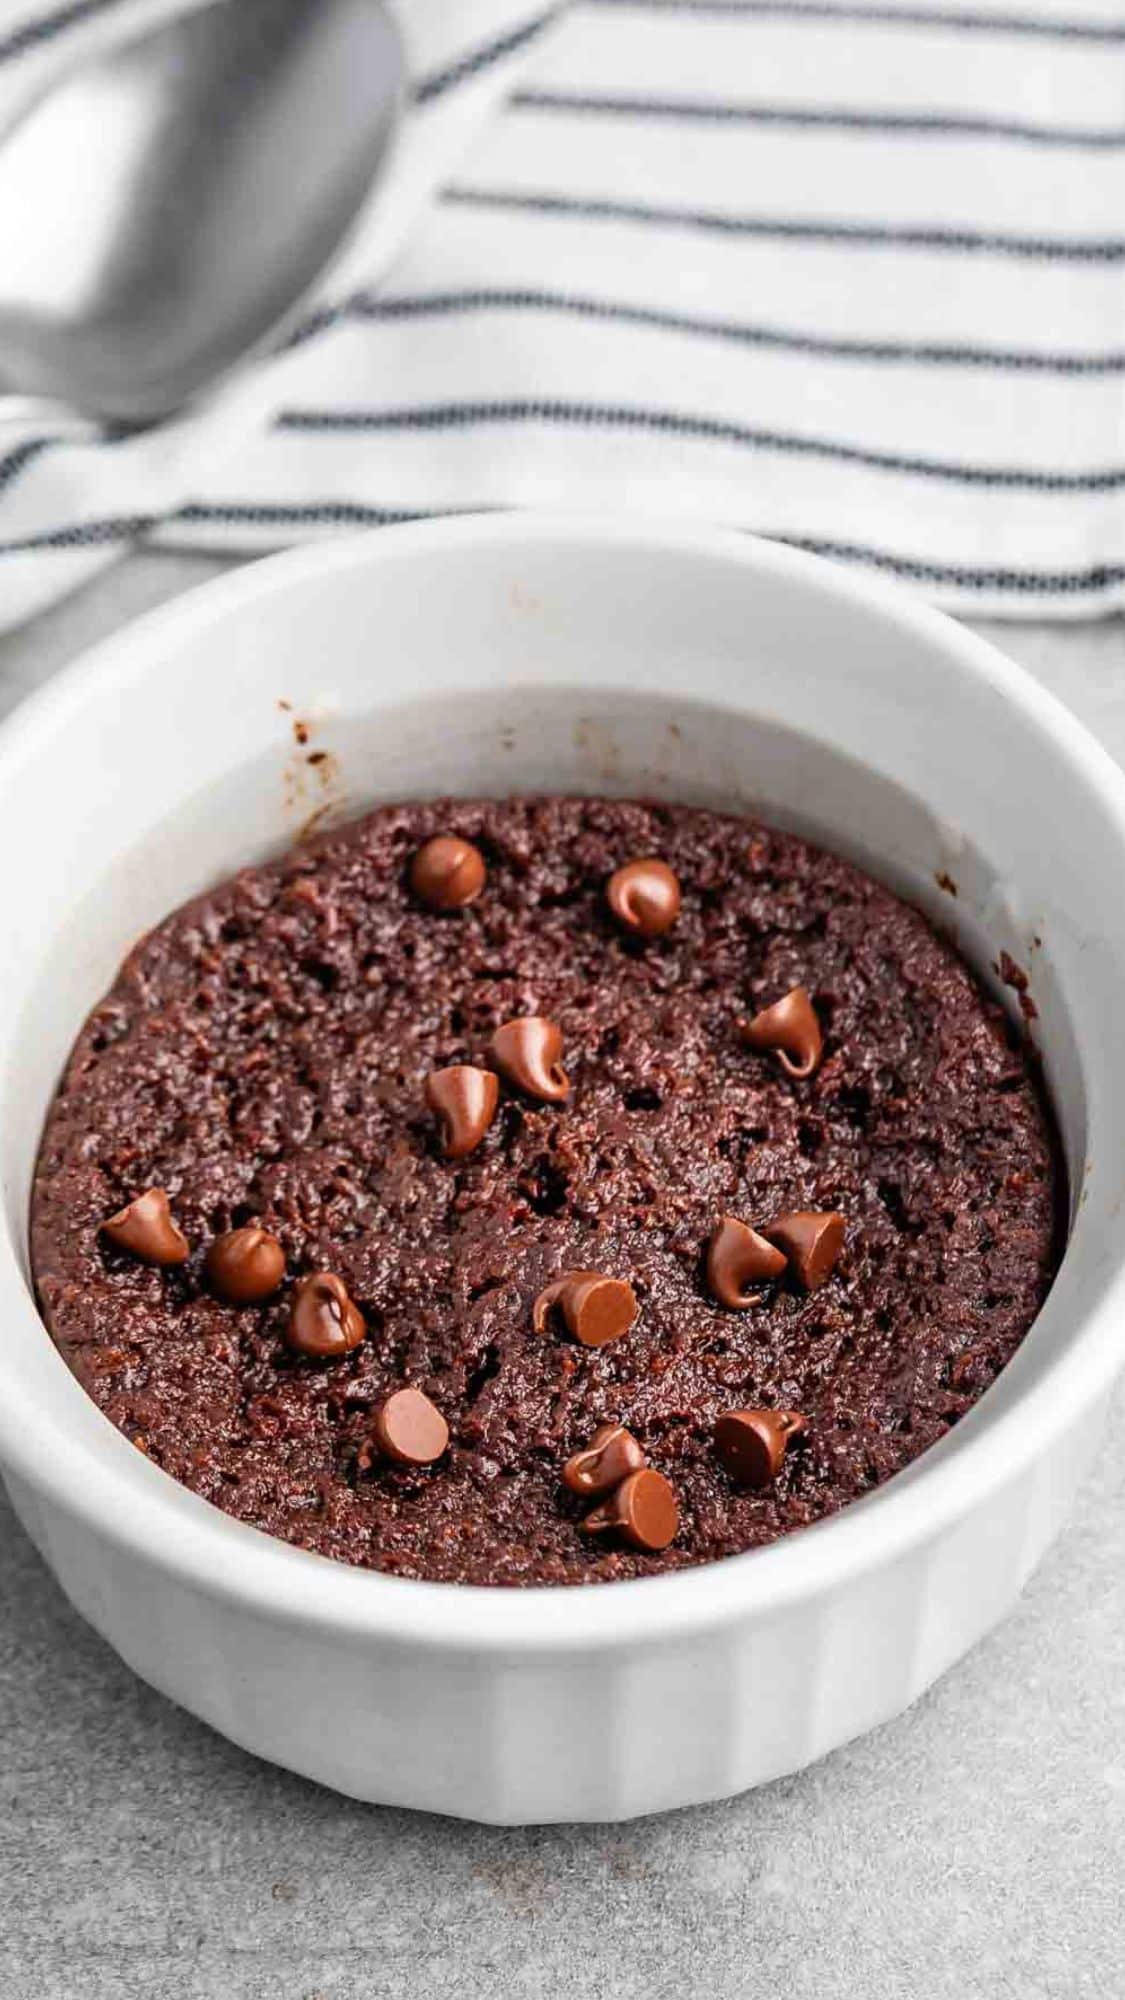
[2,517,1124,1825]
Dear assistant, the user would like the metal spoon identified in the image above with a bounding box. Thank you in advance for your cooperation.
[0,0,405,425]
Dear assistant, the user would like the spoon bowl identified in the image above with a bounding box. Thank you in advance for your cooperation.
[0,0,404,424]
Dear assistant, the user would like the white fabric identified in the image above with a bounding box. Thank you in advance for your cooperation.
[2,0,1125,626]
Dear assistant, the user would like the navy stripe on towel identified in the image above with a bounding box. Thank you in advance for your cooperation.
[511,89,1125,148]
[581,0,1125,43]
[278,396,1125,491]
[443,186,1125,263]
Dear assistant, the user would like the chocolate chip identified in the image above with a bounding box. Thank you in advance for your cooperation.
[490,1016,569,1102]
[714,1408,807,1487]
[286,1271,366,1359]
[606,857,682,938]
[533,1270,638,1348]
[533,1269,597,1334]
[371,1386,449,1467]
[705,1215,787,1309]
[101,1188,189,1267]
[765,1211,846,1291]
[205,1226,286,1303]
[424,1064,499,1158]
[410,835,486,911]
[581,1467,679,1551]
[739,985,823,1079]
[563,1422,646,1497]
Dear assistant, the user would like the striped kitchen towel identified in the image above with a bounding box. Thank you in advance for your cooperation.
[2,0,1125,627]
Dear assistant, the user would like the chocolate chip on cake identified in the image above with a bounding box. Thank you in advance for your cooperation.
[563,1423,646,1497]
[490,1016,569,1103]
[205,1226,286,1303]
[714,1408,806,1488]
[581,1467,680,1552]
[739,985,823,1080]
[706,1216,787,1309]
[606,857,682,938]
[410,834,486,911]
[425,1064,499,1158]
[533,1270,638,1348]
[101,1188,189,1267]
[371,1387,449,1467]
[765,1211,846,1292]
[286,1272,366,1359]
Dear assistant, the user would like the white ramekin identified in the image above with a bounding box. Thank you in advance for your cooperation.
[1,517,1123,1825]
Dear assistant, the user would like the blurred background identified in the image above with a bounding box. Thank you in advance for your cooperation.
[1,0,1125,624]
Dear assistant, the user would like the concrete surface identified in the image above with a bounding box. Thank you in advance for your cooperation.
[1,553,1122,1999]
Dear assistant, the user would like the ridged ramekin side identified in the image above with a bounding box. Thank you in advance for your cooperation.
[4,1396,1102,1824]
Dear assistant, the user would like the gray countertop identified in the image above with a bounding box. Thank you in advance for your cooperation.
[1,555,1122,2000]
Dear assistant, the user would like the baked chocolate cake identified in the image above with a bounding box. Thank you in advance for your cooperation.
[31,798,1061,1586]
